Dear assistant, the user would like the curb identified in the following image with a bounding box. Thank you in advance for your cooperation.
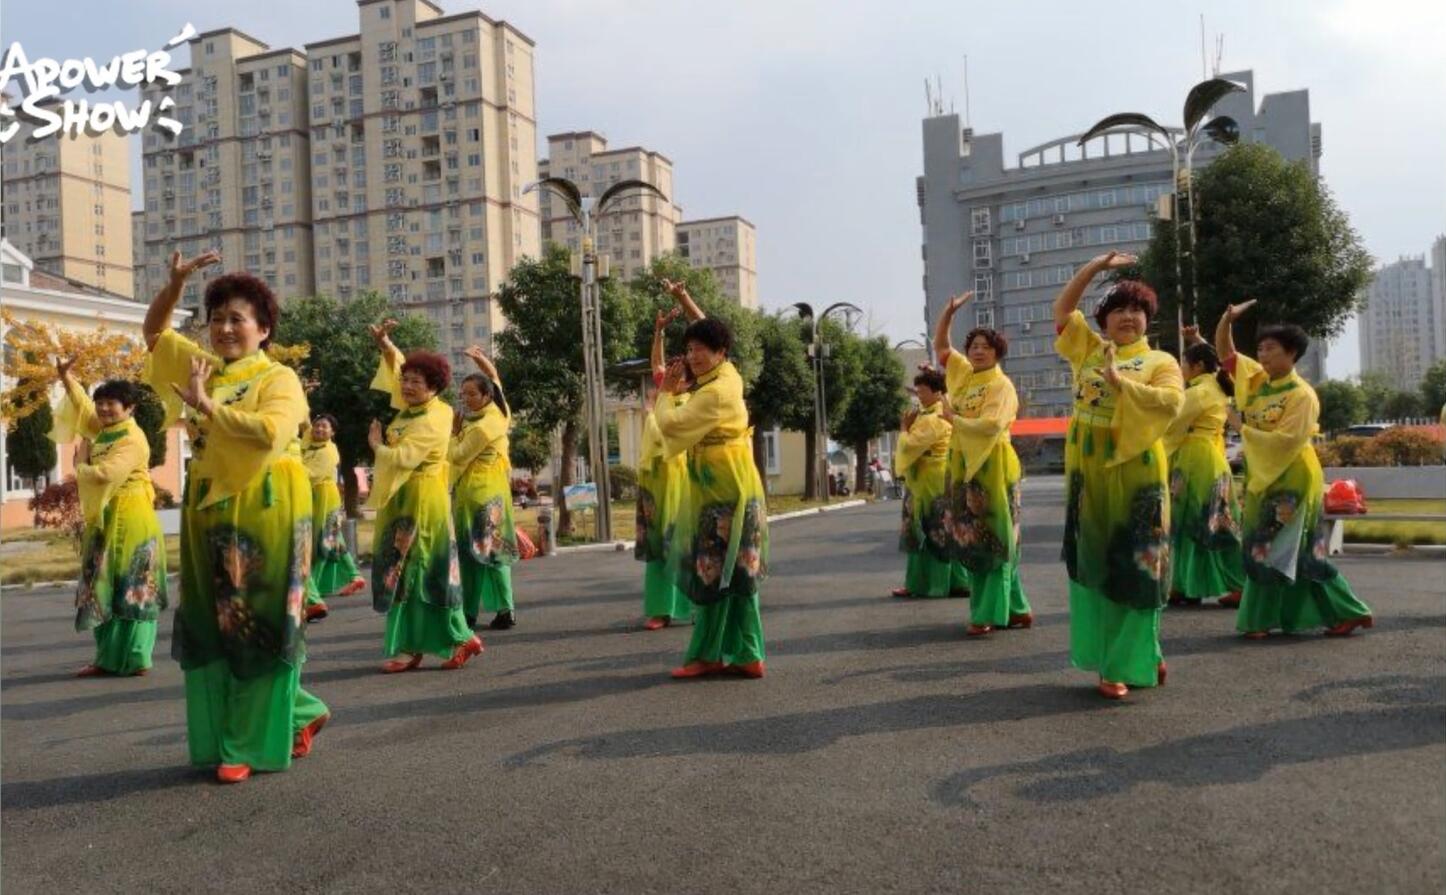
[547,499,870,556]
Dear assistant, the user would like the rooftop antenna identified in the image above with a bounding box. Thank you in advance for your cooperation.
[1212,33,1225,77]
[962,54,972,130]
[1199,14,1207,81]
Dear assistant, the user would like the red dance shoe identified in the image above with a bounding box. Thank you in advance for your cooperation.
[337,577,367,597]
[1243,631,1269,641]
[1007,613,1033,629]
[1324,616,1373,637]
[890,587,911,598]
[949,588,971,599]
[1157,662,1168,686]
[216,764,252,784]
[131,667,149,677]
[381,653,423,674]
[643,617,668,631]
[440,636,484,670]
[727,661,766,679]
[1168,591,1189,607]
[1096,680,1129,700]
[291,713,330,759]
[965,624,993,637]
[75,665,107,678]
[1218,591,1242,608]
[304,601,329,622]
[670,661,725,679]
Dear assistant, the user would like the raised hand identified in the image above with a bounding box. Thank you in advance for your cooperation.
[661,278,689,301]
[937,400,955,422]
[168,249,222,283]
[170,356,215,414]
[464,344,490,366]
[75,439,91,466]
[1224,299,1257,321]
[947,291,974,313]
[1096,342,1121,388]
[368,419,385,450]
[661,358,689,395]
[1093,250,1138,271]
[1181,324,1203,346]
[654,306,681,331]
[369,318,398,348]
[55,356,77,386]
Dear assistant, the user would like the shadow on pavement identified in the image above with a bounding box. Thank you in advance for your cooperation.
[2,764,208,811]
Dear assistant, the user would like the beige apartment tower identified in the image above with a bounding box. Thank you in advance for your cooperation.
[1,112,134,297]
[539,131,679,282]
[677,216,757,308]
[136,1,540,373]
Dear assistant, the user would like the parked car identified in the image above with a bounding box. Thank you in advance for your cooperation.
[1338,423,1395,439]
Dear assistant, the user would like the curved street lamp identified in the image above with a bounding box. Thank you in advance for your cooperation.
[523,176,668,541]
[1078,77,1244,351]
[792,301,863,500]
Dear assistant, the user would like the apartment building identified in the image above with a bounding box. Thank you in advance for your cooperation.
[677,216,757,308]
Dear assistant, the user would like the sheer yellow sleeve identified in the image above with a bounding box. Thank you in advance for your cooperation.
[951,378,1018,482]
[1054,310,1103,369]
[369,401,452,509]
[144,329,219,428]
[1229,352,1268,410]
[369,343,407,411]
[74,422,149,523]
[1110,353,1184,467]
[1163,383,1210,456]
[448,424,486,470]
[302,440,340,483]
[894,414,950,475]
[1242,388,1318,493]
[49,378,103,443]
[944,349,972,396]
[656,387,723,459]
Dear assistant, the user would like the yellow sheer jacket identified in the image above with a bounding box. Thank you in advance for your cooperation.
[893,401,951,476]
[1055,310,1184,466]
[944,353,1020,482]
[1229,352,1319,494]
[367,344,454,509]
[301,437,342,486]
[49,379,152,524]
[655,361,750,460]
[1163,373,1231,456]
[449,400,511,488]
[145,330,307,508]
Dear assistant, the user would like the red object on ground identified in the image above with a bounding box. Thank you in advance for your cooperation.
[516,527,538,560]
[1324,479,1368,515]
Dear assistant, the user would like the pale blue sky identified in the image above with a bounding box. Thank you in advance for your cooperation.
[8,0,1445,377]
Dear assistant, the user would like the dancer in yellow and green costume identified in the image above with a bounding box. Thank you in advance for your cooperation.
[1215,301,1373,639]
[890,367,960,599]
[1052,252,1184,699]
[302,414,366,610]
[451,345,519,631]
[367,319,482,673]
[1162,335,1245,607]
[144,251,328,784]
[933,290,1032,633]
[50,362,167,677]
[656,279,768,680]
[636,305,693,629]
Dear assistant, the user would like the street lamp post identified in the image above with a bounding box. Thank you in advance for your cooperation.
[524,176,667,542]
[793,301,862,501]
[1077,78,1244,353]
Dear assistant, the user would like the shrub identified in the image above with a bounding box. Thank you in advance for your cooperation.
[607,464,638,501]
[1320,436,1369,467]
[153,486,178,509]
[1355,428,1444,467]
[29,478,84,553]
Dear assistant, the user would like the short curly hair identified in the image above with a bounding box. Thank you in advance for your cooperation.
[913,368,946,393]
[1256,324,1310,362]
[204,272,280,347]
[683,318,733,355]
[311,413,338,431]
[92,379,141,408]
[1094,280,1158,330]
[401,351,451,392]
[964,327,1009,359]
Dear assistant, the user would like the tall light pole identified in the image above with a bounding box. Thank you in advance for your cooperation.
[1077,77,1244,353]
[524,176,667,542]
[793,301,862,501]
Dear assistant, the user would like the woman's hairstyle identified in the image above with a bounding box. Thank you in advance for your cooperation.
[204,272,280,347]
[682,317,733,355]
[1093,280,1158,330]
[461,372,509,417]
[1256,323,1310,362]
[1183,342,1234,398]
[913,368,946,393]
[311,413,338,431]
[400,351,451,392]
[92,379,141,408]
[963,327,1009,359]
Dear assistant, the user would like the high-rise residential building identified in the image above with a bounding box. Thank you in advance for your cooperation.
[677,216,757,308]
[1358,254,1441,388]
[539,132,679,282]
[1432,235,1446,369]
[135,2,541,374]
[1,106,135,297]
[918,70,1326,416]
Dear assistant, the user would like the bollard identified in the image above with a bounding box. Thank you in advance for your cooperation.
[537,509,556,556]
[344,518,359,556]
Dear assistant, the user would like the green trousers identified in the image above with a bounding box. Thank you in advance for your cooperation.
[684,593,765,666]
[91,617,156,675]
[903,552,970,597]
[384,596,473,658]
[1068,582,1163,687]
[462,564,513,621]
[1236,572,1372,634]
[183,659,328,771]
[643,560,693,621]
[969,562,1031,627]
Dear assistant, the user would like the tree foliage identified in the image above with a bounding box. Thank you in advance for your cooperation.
[133,384,168,469]
[831,335,907,488]
[1315,379,1366,434]
[1139,142,1373,355]
[625,255,761,391]
[1,309,147,421]
[745,312,815,434]
[6,391,56,483]
[1420,359,1446,415]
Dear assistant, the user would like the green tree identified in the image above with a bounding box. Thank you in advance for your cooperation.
[495,244,640,536]
[625,255,761,390]
[1381,389,1424,421]
[508,416,552,472]
[273,291,438,515]
[133,384,168,470]
[1419,358,1446,414]
[1140,142,1373,355]
[6,389,56,485]
[745,312,816,474]
[830,335,907,491]
[1315,379,1366,434]
[805,317,863,500]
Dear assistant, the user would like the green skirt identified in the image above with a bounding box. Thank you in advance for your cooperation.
[311,480,362,597]
[900,452,961,597]
[91,618,158,675]
[643,560,692,621]
[454,457,517,621]
[1237,446,1372,633]
[184,658,328,771]
[1168,438,1245,599]
[373,467,467,655]
[75,478,168,671]
[639,453,692,619]
[947,441,1031,624]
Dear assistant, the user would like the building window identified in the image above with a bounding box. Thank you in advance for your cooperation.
[379,5,390,18]
[762,428,781,476]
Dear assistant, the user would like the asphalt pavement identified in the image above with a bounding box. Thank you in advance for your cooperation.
[3,477,1443,894]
